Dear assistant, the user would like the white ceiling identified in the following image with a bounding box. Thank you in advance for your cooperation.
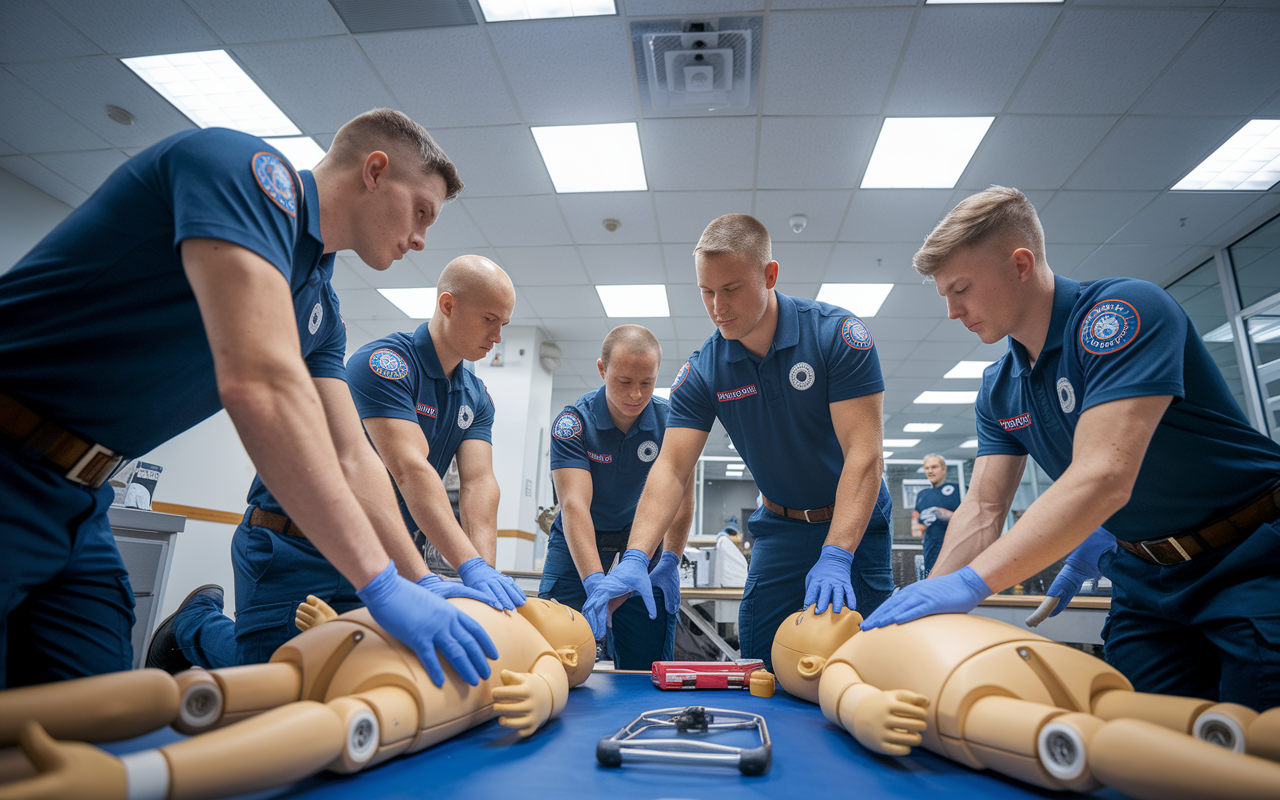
[3,0,1280,466]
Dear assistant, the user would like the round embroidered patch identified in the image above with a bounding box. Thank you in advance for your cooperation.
[789,361,815,391]
[308,302,323,335]
[369,348,409,380]
[671,362,691,392]
[941,485,955,496]
[457,405,474,430]
[252,152,296,217]
[1079,300,1140,355]
[841,317,873,350]
[1057,376,1076,414]
[553,411,582,440]
[637,440,659,462]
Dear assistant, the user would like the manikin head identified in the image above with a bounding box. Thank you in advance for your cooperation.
[771,606,864,703]
[315,108,463,270]
[923,454,947,487]
[914,186,1051,346]
[694,214,779,346]
[596,325,662,431]
[430,255,515,369]
[517,598,595,688]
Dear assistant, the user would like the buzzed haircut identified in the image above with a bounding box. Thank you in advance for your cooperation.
[600,325,662,370]
[913,186,1045,276]
[325,108,463,200]
[923,453,947,468]
[694,213,772,268]
[437,254,513,304]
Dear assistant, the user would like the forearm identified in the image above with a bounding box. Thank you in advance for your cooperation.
[399,466,481,571]
[662,475,696,554]
[458,477,500,565]
[561,500,604,579]
[824,448,882,551]
[339,446,428,582]
[930,499,1007,577]
[626,461,690,557]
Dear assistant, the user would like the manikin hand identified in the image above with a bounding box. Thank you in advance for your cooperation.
[648,551,682,616]
[1026,527,1116,627]
[417,573,498,604]
[581,550,656,639]
[295,594,340,632]
[850,689,930,756]
[457,558,527,611]
[860,566,992,629]
[491,670,554,737]
[0,721,128,800]
[803,545,857,614]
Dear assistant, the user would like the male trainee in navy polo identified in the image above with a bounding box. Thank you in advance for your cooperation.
[583,214,894,668]
[913,455,961,575]
[864,187,1280,711]
[0,116,497,690]
[542,327,692,669]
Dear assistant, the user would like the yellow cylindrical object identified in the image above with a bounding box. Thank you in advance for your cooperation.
[749,670,776,698]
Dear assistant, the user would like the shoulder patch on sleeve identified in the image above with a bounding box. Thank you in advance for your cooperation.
[369,348,409,380]
[553,411,583,440]
[252,152,297,217]
[840,316,873,350]
[1079,299,1140,355]
[671,361,691,391]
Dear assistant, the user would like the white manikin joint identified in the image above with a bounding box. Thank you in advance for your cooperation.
[1193,711,1247,753]
[1037,720,1088,781]
[120,749,170,800]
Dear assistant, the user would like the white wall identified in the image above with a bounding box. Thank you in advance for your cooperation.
[0,169,72,276]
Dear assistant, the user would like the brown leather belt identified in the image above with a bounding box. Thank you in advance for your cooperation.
[250,507,307,540]
[761,495,835,523]
[0,391,124,489]
[1116,481,1280,566]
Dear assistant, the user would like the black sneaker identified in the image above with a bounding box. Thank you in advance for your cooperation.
[145,584,224,674]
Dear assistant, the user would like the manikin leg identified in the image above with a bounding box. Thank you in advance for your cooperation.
[0,670,179,746]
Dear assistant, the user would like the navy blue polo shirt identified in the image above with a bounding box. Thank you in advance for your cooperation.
[914,482,960,539]
[0,128,336,457]
[347,324,494,531]
[976,274,1280,542]
[550,386,669,533]
[668,291,885,510]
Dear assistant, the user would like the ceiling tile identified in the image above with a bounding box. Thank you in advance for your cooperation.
[772,242,833,283]
[0,70,111,153]
[350,259,431,290]
[45,0,218,54]
[762,9,913,116]
[488,17,636,125]
[662,245,703,281]
[872,339,913,360]
[406,247,502,284]
[358,28,522,128]
[1070,244,1194,285]
[774,281,818,300]
[233,38,398,133]
[905,341,976,363]
[756,116,879,189]
[1038,191,1159,244]
[509,290,539,321]
[891,360,955,379]
[674,316,717,340]
[421,203,492,251]
[540,316,612,341]
[521,285,606,317]
[641,117,757,191]
[1043,244,1101,275]
[966,341,1009,362]
[958,116,1118,191]
[557,192,659,245]
[0,138,16,156]
[1007,8,1209,115]
[554,340,604,360]
[430,126,551,197]
[874,283,948,319]
[494,245,589,286]
[33,149,127,194]
[754,190,849,242]
[0,156,89,206]
[1066,116,1246,192]
[1134,11,1280,117]
[0,0,101,62]
[839,189,953,243]
[187,0,347,43]
[329,259,371,290]
[1110,192,1262,247]
[888,6,1059,116]
[653,191,753,243]
[667,283,706,317]
[625,0,764,13]
[462,196,572,247]
[332,287,412,320]
[923,316,982,343]
[578,243,666,284]
[349,318,419,339]
[604,317,676,340]
[827,242,923,283]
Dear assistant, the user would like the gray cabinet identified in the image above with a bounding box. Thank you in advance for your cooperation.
[108,506,185,669]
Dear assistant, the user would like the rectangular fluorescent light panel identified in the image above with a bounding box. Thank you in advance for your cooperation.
[1173,120,1280,191]
[944,360,995,379]
[883,439,921,448]
[862,117,994,189]
[882,451,894,459]
[378,288,437,318]
[960,439,979,448]
[725,470,744,477]
[927,1,1062,5]
[914,391,979,404]
[264,137,326,170]
[815,284,894,316]
[478,0,615,23]
[652,388,671,400]
[596,284,670,317]
[904,423,942,433]
[122,50,300,137]
[531,123,647,193]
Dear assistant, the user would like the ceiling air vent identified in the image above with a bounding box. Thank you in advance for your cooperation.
[631,17,762,118]
[328,0,476,33]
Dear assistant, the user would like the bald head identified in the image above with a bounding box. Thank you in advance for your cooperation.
[601,325,662,370]
[438,255,514,307]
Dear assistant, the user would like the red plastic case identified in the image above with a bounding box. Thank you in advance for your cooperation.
[651,659,767,690]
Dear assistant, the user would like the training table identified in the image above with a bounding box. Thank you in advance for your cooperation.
[100,671,1126,800]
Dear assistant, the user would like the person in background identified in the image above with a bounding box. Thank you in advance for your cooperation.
[911,454,961,576]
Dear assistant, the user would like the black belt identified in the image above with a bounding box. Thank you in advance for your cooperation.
[250,507,307,540]
[761,495,835,523]
[1116,481,1280,566]
[0,391,124,489]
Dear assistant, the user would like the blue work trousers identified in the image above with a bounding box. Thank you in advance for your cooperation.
[922,529,945,576]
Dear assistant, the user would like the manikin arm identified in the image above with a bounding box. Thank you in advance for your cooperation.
[818,661,929,757]
[490,653,571,738]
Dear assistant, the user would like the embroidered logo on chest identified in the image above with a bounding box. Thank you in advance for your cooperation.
[1080,300,1141,355]
[369,349,409,380]
[999,412,1032,431]
[308,302,323,335]
[457,405,474,430]
[251,152,296,217]
[789,361,815,391]
[716,384,758,403]
[941,485,955,496]
[1056,377,1076,414]
[553,411,582,440]
[637,440,659,462]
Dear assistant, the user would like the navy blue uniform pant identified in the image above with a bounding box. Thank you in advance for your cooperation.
[539,526,675,671]
[740,480,894,670]
[175,507,361,669]
[1100,520,1280,712]
[922,529,944,576]
[0,449,134,688]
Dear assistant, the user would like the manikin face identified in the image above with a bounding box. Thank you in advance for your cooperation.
[770,606,865,703]
[517,598,595,688]
[597,347,660,427]
[696,252,776,342]
[442,287,514,363]
[354,161,448,271]
[923,458,946,486]
[931,239,1024,346]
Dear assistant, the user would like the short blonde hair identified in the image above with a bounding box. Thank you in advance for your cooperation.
[694,213,772,268]
[923,453,946,468]
[913,186,1044,276]
[325,108,463,200]
[601,325,661,370]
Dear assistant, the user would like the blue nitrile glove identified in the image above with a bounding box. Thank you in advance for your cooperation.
[416,573,495,603]
[1026,528,1116,627]
[358,561,498,687]
[804,545,857,614]
[861,566,992,630]
[457,557,527,611]
[581,549,656,640]
[649,550,682,616]
[918,507,938,527]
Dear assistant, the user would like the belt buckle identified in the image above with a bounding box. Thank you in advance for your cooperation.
[1141,536,1192,565]
[65,443,122,488]
[802,508,814,523]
